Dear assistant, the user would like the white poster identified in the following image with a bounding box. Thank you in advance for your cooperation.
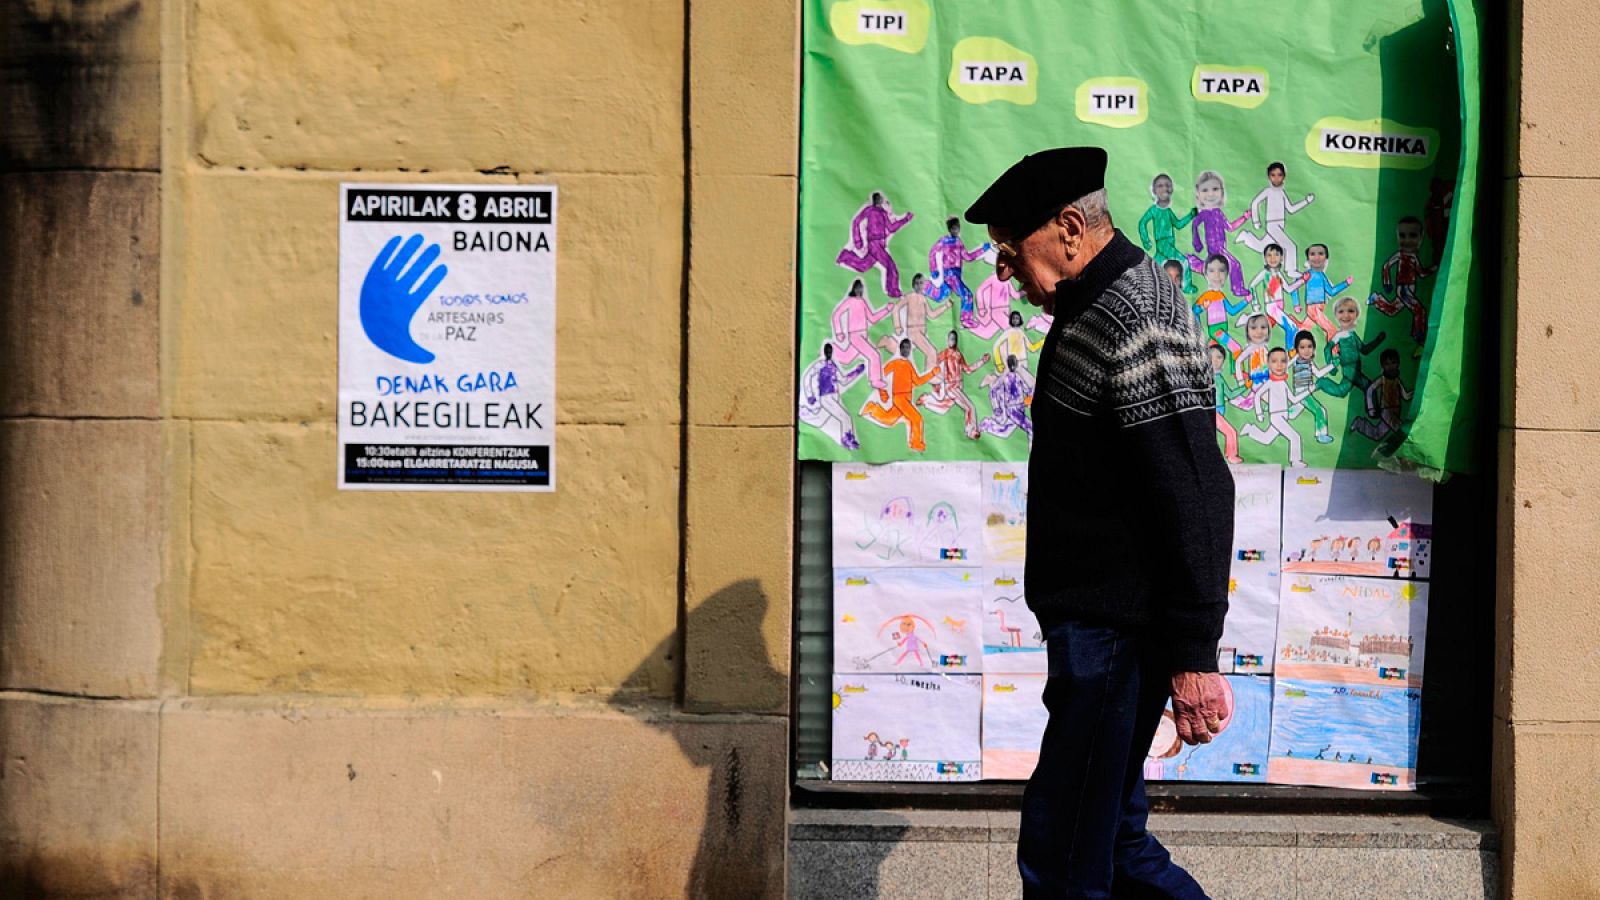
[834,569,983,674]
[1221,465,1282,673]
[981,572,1045,673]
[338,184,556,491]
[1280,469,1433,578]
[980,462,1029,564]
[982,672,1047,780]
[832,673,982,782]
[832,462,983,568]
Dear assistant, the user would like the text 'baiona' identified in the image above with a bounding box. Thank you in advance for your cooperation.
[960,62,1028,84]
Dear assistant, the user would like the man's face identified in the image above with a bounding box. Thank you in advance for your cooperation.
[989,223,1062,310]
[1269,169,1285,188]
[1153,178,1173,205]
[1307,247,1328,270]
[1398,222,1422,252]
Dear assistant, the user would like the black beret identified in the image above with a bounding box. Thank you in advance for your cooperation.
[964,146,1108,233]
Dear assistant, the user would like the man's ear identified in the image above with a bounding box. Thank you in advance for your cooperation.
[1058,206,1087,255]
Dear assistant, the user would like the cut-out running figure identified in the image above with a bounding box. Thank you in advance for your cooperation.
[861,338,939,452]
[799,341,868,450]
[837,191,913,298]
[1186,170,1253,298]
[1235,161,1314,273]
[1299,243,1354,340]
[831,279,894,390]
[1138,173,1198,293]
[1287,330,1336,444]
[1233,314,1276,410]
[979,354,1033,440]
[878,273,950,369]
[1369,216,1430,355]
[918,329,989,440]
[1350,349,1412,442]
[1193,254,1247,352]
[1248,243,1307,339]
[1317,297,1387,398]
[991,311,1043,390]
[1240,348,1310,467]
[966,271,1022,339]
[1209,344,1247,463]
[927,217,990,325]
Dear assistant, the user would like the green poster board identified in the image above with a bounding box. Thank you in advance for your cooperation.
[798,0,1482,475]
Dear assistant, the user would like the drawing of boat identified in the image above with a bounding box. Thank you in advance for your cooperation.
[1284,688,1308,698]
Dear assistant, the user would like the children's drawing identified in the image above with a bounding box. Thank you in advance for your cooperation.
[965,271,1023,339]
[1239,348,1309,468]
[799,341,868,450]
[927,216,990,326]
[832,673,982,782]
[982,673,1047,780]
[1267,676,1422,791]
[1185,170,1252,298]
[1235,161,1315,274]
[836,191,913,300]
[1209,344,1247,464]
[1247,243,1307,340]
[980,463,1028,563]
[1368,216,1430,354]
[1138,173,1197,293]
[1315,297,1385,399]
[1221,465,1282,673]
[878,273,951,369]
[917,330,989,441]
[1280,469,1433,578]
[1349,348,1412,445]
[1298,243,1354,339]
[978,354,1034,441]
[859,338,940,453]
[832,462,984,568]
[1146,676,1269,782]
[834,568,983,674]
[1274,574,1429,687]
[982,573,1044,673]
[1287,330,1335,446]
[830,278,894,390]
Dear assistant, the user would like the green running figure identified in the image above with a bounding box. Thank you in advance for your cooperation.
[1316,297,1387,398]
[1138,173,1198,293]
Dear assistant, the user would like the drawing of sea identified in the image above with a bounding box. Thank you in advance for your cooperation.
[1275,574,1428,687]
[981,571,1044,673]
[982,673,1046,780]
[981,463,1028,563]
[833,462,984,569]
[1267,677,1421,790]
[834,568,983,674]
[1280,468,1433,579]
[832,673,982,782]
[1145,675,1269,783]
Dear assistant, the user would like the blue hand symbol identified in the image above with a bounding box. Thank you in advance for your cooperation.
[360,234,448,364]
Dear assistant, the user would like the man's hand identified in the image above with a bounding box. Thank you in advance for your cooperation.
[1170,671,1231,745]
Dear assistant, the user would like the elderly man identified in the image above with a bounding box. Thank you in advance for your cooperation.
[966,147,1235,899]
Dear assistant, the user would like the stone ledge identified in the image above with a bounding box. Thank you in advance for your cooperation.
[790,809,1498,852]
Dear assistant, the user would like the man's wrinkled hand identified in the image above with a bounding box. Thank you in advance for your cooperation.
[1170,671,1230,746]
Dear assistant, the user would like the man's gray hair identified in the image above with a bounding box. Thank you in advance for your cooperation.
[1070,188,1112,230]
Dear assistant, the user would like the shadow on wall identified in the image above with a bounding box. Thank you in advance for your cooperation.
[609,579,793,900]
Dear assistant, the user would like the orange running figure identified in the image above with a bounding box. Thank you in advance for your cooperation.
[861,337,940,452]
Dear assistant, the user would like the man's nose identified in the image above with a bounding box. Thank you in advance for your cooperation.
[996,260,1014,282]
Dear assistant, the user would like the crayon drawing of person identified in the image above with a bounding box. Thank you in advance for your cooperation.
[1138,173,1198,293]
[1299,243,1355,340]
[799,341,868,450]
[1193,254,1247,353]
[1186,170,1253,298]
[880,614,938,667]
[836,191,913,298]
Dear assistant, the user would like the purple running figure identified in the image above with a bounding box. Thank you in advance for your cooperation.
[1186,170,1253,298]
[926,216,991,325]
[837,191,914,298]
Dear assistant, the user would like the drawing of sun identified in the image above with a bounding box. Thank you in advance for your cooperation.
[1401,583,1419,603]
[832,691,842,710]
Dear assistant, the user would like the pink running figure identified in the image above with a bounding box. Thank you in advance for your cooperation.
[831,279,894,390]
[880,614,937,667]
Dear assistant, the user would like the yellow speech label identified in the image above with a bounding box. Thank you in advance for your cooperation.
[1074,77,1149,128]
[1191,65,1269,108]
[829,1,930,54]
[948,37,1038,106]
[1305,117,1439,170]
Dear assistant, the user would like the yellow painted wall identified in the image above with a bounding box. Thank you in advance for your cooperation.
[168,0,689,699]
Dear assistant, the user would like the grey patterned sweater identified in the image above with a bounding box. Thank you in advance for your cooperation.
[1024,229,1235,672]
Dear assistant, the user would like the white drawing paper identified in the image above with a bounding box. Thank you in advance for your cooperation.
[981,571,1044,673]
[1280,468,1433,578]
[980,462,1029,564]
[1145,675,1270,783]
[1274,574,1429,687]
[834,568,983,674]
[833,462,984,569]
[982,673,1048,780]
[1220,465,1283,673]
[1267,676,1422,791]
[832,673,982,782]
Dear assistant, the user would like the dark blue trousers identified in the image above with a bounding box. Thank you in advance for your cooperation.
[1017,620,1209,899]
